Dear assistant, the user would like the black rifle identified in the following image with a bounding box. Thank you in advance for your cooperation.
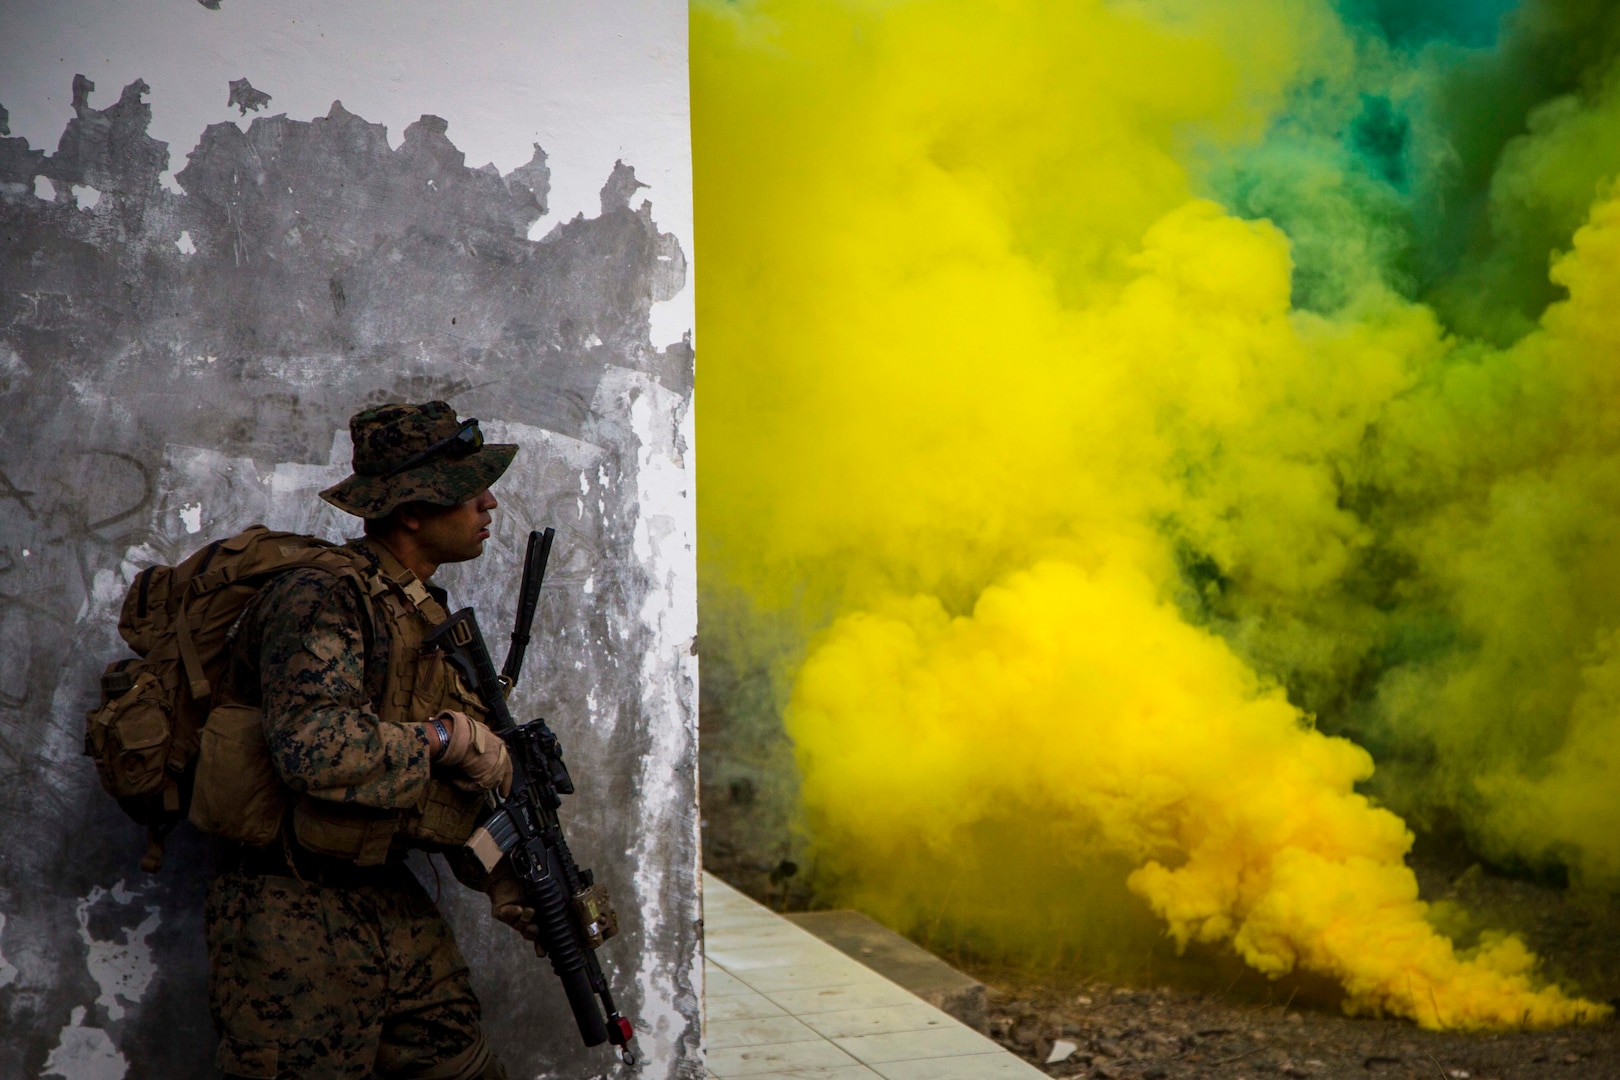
[425,528,637,1063]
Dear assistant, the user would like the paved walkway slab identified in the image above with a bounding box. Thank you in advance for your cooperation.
[703,873,1046,1080]
[783,909,988,1033]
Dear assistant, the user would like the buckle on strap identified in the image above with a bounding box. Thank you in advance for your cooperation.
[358,539,451,626]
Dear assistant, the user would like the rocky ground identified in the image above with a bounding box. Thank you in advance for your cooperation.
[968,843,1620,1080]
[976,972,1618,1080]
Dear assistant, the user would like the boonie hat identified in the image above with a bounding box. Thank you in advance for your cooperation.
[320,401,517,519]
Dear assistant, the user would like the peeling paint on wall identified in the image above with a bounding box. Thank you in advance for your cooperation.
[0,50,698,1079]
[75,882,160,1024]
[0,913,20,990]
[626,376,703,1074]
[42,1007,129,1080]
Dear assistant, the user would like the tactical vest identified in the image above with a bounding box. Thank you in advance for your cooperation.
[191,539,491,865]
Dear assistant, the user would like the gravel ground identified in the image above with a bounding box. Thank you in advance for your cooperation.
[975,972,1619,1080]
[968,848,1620,1080]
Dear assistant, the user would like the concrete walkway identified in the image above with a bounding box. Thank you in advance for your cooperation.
[703,873,1047,1079]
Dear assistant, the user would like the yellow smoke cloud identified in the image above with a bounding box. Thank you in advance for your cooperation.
[693,0,1615,1027]
[794,557,1596,1026]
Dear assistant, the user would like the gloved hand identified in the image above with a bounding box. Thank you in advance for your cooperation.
[435,710,514,796]
[487,861,547,957]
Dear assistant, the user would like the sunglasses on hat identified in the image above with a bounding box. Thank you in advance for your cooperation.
[382,418,485,478]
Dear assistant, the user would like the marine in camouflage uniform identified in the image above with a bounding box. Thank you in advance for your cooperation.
[206,402,525,1080]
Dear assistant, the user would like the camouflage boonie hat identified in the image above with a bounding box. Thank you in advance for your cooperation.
[319,401,517,519]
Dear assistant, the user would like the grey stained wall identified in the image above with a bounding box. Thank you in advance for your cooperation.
[0,76,701,1079]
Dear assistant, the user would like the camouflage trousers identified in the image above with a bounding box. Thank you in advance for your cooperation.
[205,864,507,1080]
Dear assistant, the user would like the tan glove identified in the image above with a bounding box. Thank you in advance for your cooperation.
[435,710,514,796]
[487,861,547,957]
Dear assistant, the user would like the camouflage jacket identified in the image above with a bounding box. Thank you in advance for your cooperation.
[227,540,436,809]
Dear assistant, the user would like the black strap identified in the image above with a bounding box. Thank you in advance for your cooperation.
[233,839,403,889]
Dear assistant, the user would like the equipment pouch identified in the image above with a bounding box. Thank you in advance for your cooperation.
[401,779,485,848]
[394,644,487,847]
[190,702,284,847]
[292,800,399,866]
[85,661,175,800]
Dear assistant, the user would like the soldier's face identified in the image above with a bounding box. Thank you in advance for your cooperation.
[413,488,498,566]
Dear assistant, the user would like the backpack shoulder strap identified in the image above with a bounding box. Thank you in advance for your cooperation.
[169,532,244,701]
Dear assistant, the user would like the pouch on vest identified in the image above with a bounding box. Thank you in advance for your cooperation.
[190,702,285,848]
[401,782,487,848]
[329,547,490,854]
[396,647,487,847]
[292,801,400,866]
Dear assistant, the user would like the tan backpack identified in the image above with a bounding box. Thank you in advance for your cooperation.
[84,526,370,871]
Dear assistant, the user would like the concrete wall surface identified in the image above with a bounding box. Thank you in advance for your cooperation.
[0,4,700,1077]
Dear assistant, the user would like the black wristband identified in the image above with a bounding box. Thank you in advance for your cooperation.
[430,715,451,756]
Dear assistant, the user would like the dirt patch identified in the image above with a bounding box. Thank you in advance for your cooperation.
[974,970,1617,1080]
[965,851,1620,1080]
